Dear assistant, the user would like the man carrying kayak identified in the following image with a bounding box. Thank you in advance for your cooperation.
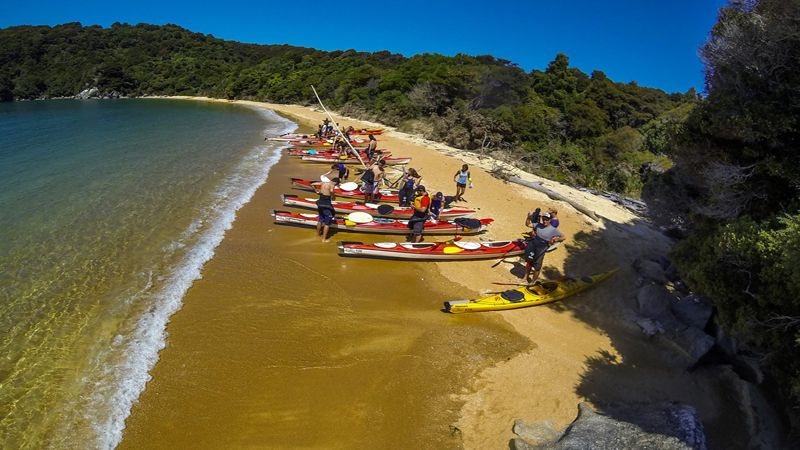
[362,159,386,204]
[408,185,431,243]
[312,177,339,243]
[520,211,566,285]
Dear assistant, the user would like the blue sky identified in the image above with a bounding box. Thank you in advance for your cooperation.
[3,0,728,94]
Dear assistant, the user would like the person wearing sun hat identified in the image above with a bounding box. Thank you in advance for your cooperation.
[520,210,566,285]
[407,185,431,243]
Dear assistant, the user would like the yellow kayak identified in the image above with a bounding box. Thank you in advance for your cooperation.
[444,269,618,313]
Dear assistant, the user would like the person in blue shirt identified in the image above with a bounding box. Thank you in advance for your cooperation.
[549,209,560,228]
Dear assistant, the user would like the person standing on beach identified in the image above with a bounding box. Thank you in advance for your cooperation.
[520,211,566,285]
[366,135,378,162]
[407,185,430,243]
[398,168,422,207]
[453,164,470,203]
[313,177,339,243]
[362,159,385,204]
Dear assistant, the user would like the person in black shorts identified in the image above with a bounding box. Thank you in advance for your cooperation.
[407,185,430,243]
[313,177,339,242]
[521,211,566,284]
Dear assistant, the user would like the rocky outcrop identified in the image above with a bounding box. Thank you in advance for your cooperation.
[634,261,716,368]
[74,87,124,99]
[511,402,707,450]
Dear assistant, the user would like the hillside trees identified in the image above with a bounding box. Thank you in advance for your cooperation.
[644,0,800,401]
[0,22,693,196]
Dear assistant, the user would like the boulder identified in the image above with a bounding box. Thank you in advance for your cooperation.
[511,402,707,450]
[719,367,784,450]
[732,355,764,385]
[648,252,672,270]
[665,263,681,282]
[634,258,669,286]
[708,320,738,357]
[669,326,716,363]
[75,87,99,99]
[671,295,713,330]
[637,284,677,318]
[513,419,559,444]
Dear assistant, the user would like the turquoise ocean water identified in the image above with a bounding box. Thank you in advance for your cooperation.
[0,99,293,449]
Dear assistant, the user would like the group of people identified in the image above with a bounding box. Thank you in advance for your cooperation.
[317,118,356,138]
[309,126,565,285]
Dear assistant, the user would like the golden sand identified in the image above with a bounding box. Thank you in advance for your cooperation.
[119,98,745,449]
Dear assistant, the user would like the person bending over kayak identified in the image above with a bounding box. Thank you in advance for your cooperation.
[407,185,430,243]
[312,177,339,243]
[398,168,422,207]
[362,159,386,204]
[520,211,566,285]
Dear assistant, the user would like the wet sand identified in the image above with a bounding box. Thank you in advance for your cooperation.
[118,116,530,449]
[120,98,745,449]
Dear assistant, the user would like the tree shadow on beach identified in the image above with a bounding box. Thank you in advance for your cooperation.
[515,214,747,449]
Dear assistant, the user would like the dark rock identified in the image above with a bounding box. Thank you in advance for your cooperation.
[670,326,716,362]
[719,367,784,449]
[637,284,677,318]
[671,295,713,330]
[732,355,764,385]
[634,258,669,286]
[512,402,706,449]
[647,252,672,270]
[708,320,738,357]
[665,263,681,282]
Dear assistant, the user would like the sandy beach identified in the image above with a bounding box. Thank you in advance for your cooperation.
[119,97,744,449]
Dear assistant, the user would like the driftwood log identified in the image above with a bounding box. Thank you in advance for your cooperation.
[509,176,599,222]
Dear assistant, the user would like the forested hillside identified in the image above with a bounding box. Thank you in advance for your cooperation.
[643,0,800,423]
[0,22,696,196]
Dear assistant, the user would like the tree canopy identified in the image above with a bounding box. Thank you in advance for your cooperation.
[0,22,694,196]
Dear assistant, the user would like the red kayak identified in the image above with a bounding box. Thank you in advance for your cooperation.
[300,155,411,165]
[287,148,389,156]
[291,178,401,203]
[288,139,373,147]
[281,195,476,219]
[337,239,526,260]
[271,210,492,235]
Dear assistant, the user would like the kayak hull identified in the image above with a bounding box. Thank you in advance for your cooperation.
[337,240,525,261]
[271,210,491,235]
[444,269,619,313]
[281,194,476,219]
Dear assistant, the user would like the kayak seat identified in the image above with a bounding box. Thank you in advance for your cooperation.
[454,242,480,250]
[481,241,511,249]
[365,203,381,208]
[400,243,434,250]
[500,290,526,303]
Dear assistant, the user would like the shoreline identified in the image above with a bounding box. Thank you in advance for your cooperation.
[124,96,742,448]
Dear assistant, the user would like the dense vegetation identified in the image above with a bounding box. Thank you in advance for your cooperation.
[643,0,800,418]
[0,22,696,196]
